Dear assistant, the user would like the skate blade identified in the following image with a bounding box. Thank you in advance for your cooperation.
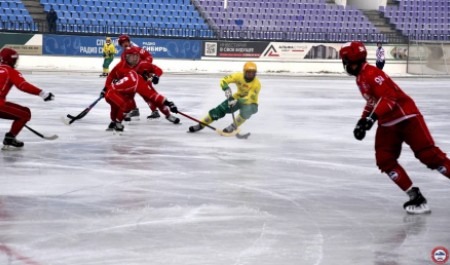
[113,130,124,136]
[405,204,431,214]
[218,127,241,137]
[124,116,140,122]
[1,145,23,151]
[236,132,251,139]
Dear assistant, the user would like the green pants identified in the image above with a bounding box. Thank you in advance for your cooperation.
[208,99,258,121]
[102,57,114,69]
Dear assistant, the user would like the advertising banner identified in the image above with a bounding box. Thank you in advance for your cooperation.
[3,45,42,55]
[203,41,269,58]
[0,32,42,55]
[203,41,343,60]
[43,35,201,59]
[260,42,342,60]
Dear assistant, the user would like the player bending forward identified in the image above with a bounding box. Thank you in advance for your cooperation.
[116,34,167,121]
[0,48,54,149]
[103,47,178,132]
[339,41,450,214]
[189,61,261,134]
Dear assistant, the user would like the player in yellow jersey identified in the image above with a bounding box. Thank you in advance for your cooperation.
[189,61,261,133]
[100,37,116,77]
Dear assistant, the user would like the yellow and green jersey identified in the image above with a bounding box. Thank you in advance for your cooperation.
[102,43,116,58]
[220,72,261,105]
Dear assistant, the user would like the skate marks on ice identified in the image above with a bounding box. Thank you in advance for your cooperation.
[0,74,449,265]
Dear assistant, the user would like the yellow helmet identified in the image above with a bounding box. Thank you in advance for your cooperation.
[243,61,257,72]
[106,37,111,42]
[243,62,257,82]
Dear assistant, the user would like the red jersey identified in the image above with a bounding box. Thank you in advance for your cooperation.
[105,60,135,89]
[120,45,153,63]
[356,63,420,126]
[105,59,163,88]
[0,64,42,106]
[134,60,163,79]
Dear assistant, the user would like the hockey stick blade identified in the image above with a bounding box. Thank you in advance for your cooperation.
[61,116,74,126]
[42,134,59,140]
[236,132,251,139]
[24,125,58,140]
[217,127,241,137]
[179,111,239,137]
[63,114,77,125]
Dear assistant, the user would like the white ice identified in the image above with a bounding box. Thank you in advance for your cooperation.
[0,73,449,265]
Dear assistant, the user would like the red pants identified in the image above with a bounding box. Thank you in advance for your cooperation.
[375,115,450,190]
[137,84,170,117]
[105,90,135,122]
[0,102,31,136]
[131,86,160,112]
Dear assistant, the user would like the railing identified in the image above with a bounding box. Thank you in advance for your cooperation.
[0,20,423,43]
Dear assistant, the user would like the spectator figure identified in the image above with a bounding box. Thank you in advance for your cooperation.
[376,42,385,70]
[46,7,58,33]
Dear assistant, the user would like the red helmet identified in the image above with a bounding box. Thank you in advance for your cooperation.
[339,41,367,63]
[118,34,130,46]
[0,48,19,68]
[339,41,367,76]
[123,46,141,66]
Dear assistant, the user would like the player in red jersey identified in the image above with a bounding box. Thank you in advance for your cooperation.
[116,34,162,120]
[103,46,179,132]
[339,41,450,214]
[0,47,54,149]
[103,46,141,132]
[117,34,153,63]
[133,59,179,124]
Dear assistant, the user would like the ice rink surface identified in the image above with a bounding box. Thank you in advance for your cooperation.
[0,73,449,265]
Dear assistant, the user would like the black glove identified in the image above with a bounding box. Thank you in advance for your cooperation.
[100,87,107,97]
[164,100,178,113]
[40,91,54,101]
[353,113,377,141]
[353,124,366,141]
[363,113,377,130]
[152,75,159,85]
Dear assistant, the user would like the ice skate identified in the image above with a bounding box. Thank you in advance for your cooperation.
[403,187,431,214]
[113,122,124,135]
[105,121,115,131]
[124,108,140,121]
[166,115,180,124]
[222,123,237,133]
[2,132,24,150]
[147,110,160,119]
[99,73,108,77]
[188,123,204,133]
